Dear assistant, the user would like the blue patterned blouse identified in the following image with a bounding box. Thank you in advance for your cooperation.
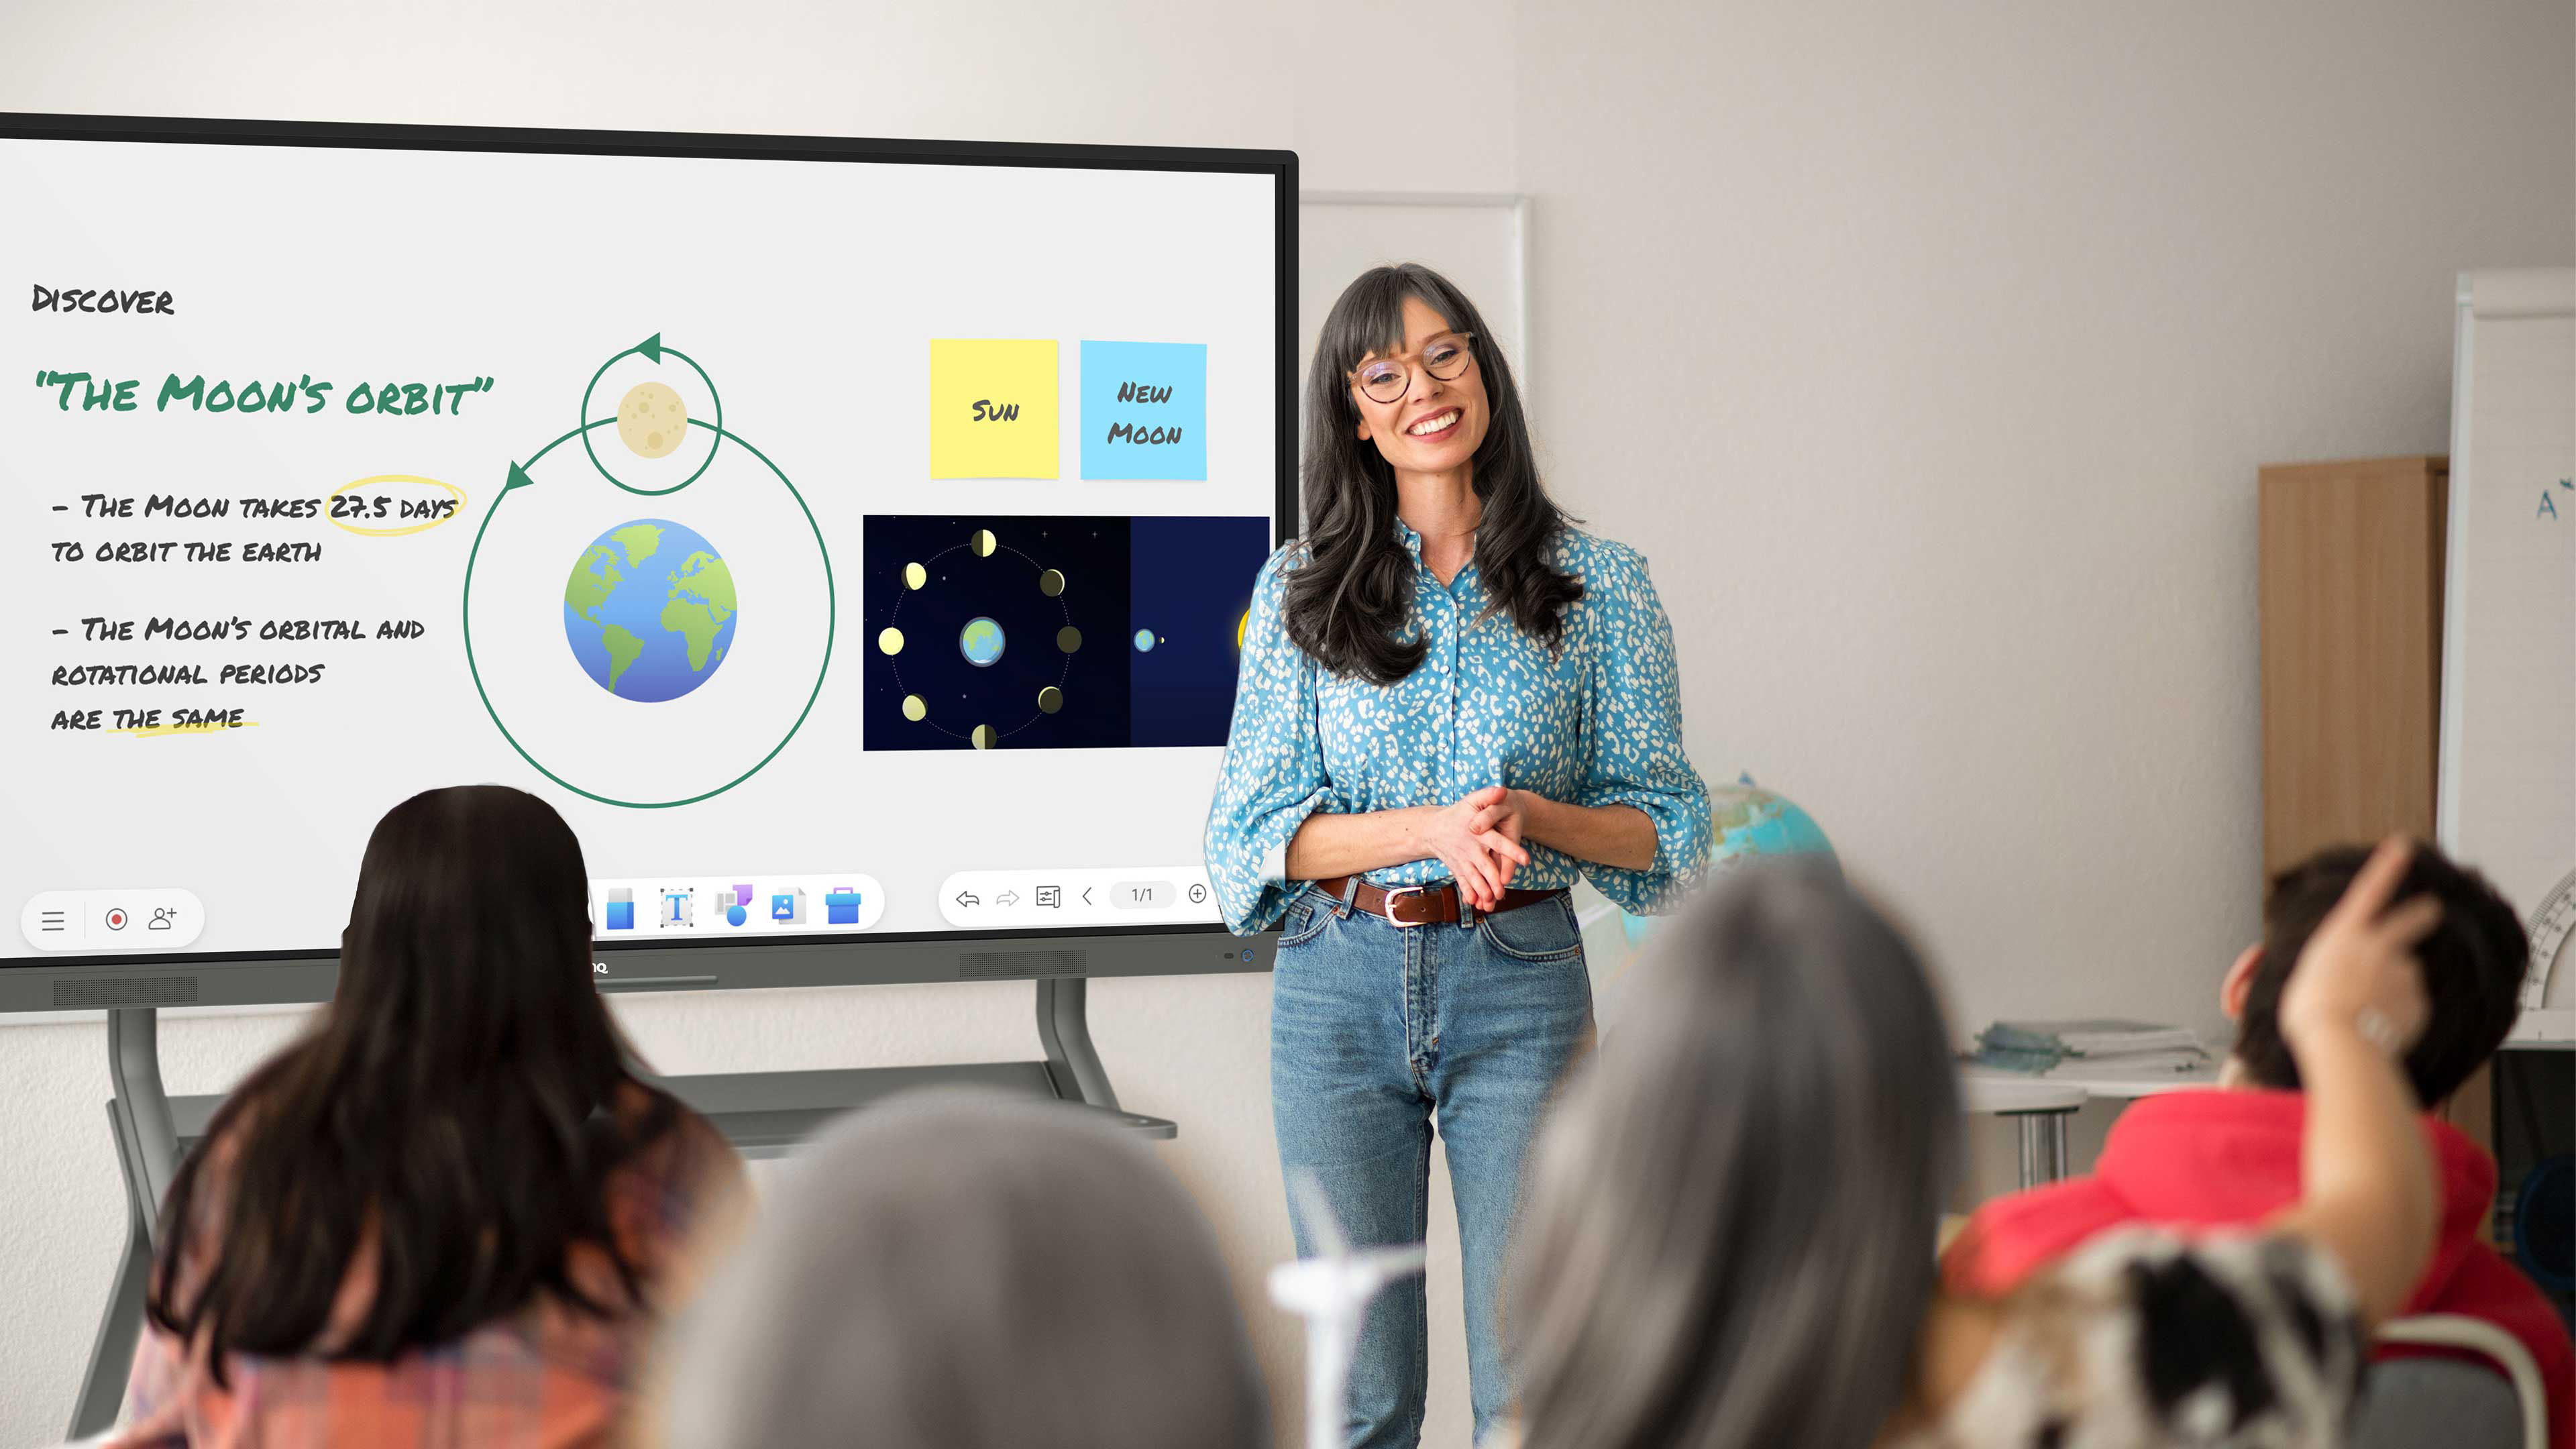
[1204,520,1712,934]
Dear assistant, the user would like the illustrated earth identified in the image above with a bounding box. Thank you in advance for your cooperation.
[562,518,738,702]
[959,616,1006,667]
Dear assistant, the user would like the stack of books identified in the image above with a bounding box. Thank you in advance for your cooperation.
[1971,1018,2213,1079]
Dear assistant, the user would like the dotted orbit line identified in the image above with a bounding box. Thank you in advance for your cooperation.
[883,539,1074,741]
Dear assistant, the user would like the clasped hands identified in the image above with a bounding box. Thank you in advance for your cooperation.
[1419,785,1537,911]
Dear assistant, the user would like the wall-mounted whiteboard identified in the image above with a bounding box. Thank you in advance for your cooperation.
[2438,268,2575,1045]
[1,117,1289,973]
[1297,192,1527,413]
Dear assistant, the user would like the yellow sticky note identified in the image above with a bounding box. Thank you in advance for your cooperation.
[930,339,1058,478]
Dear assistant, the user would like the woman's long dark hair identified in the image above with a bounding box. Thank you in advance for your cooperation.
[1287,263,1582,684]
[146,785,679,1377]
[1510,865,1963,1449]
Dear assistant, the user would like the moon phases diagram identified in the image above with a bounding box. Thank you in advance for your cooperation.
[463,334,835,807]
[864,515,1269,751]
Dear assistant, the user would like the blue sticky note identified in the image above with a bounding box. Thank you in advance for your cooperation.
[1081,341,1207,480]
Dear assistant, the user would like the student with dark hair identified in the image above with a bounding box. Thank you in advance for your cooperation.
[1510,841,2451,1449]
[111,785,745,1448]
[1947,840,2570,1446]
[652,1093,1268,1449]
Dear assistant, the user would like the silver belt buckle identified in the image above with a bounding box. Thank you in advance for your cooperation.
[1379,883,1429,927]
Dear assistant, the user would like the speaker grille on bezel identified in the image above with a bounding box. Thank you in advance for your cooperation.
[957,949,1087,979]
[54,976,201,1008]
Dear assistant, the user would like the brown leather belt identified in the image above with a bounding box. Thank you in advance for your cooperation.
[1311,876,1566,928]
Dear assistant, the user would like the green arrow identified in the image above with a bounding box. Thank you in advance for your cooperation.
[638,332,663,364]
[503,461,537,492]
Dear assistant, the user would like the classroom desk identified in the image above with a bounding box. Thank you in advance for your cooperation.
[2043,1066,2224,1099]
[1963,1067,2222,1188]
[1963,1077,2088,1188]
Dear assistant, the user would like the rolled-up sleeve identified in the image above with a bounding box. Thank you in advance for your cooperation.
[1203,547,1333,934]
[1574,545,1711,914]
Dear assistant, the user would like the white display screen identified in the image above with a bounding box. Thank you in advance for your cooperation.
[2,123,1285,963]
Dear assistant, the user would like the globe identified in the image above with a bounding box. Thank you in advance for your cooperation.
[1619,776,1836,948]
[562,518,738,702]
[1709,780,1835,861]
[959,616,1006,667]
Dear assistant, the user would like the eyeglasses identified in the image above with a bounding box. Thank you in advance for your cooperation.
[1348,333,1475,404]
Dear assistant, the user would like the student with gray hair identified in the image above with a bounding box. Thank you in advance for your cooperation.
[1507,840,2445,1449]
[652,1093,1268,1449]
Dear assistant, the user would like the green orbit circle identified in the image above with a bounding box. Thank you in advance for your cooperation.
[464,417,832,809]
[578,342,726,496]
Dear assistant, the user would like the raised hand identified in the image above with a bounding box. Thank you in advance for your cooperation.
[2279,836,2439,1065]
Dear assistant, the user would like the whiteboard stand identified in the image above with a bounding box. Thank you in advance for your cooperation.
[67,983,1169,1439]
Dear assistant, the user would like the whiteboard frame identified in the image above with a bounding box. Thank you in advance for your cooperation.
[0,110,1299,1002]
[2438,267,2576,1047]
[1299,189,1531,396]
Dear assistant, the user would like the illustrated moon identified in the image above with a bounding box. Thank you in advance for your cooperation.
[902,694,927,721]
[969,529,998,557]
[1037,686,1063,714]
[904,561,928,590]
[1057,626,1083,653]
[1038,568,1065,597]
[616,381,690,459]
[971,724,998,749]
[877,627,904,655]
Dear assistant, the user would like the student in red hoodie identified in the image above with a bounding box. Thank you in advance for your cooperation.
[1946,841,2571,1447]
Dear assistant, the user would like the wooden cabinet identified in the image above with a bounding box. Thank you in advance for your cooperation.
[2257,455,2489,1156]
[2258,455,2448,873]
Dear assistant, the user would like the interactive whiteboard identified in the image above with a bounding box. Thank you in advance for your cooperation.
[2439,268,2575,1044]
[1,116,1293,985]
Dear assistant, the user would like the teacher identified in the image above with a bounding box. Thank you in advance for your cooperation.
[1205,263,1712,1446]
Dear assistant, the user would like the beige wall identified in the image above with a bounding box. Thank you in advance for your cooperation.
[1,2,2569,1445]
[1513,0,2571,1042]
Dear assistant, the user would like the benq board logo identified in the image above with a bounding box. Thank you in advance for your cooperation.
[32,284,175,316]
[594,961,610,975]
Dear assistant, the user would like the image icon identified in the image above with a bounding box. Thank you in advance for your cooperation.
[770,887,807,925]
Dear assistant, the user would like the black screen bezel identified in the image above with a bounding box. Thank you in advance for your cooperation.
[1,111,1297,976]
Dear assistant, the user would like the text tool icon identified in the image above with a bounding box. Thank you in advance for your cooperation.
[770,888,807,925]
[661,888,694,928]
[825,888,862,926]
[604,888,635,931]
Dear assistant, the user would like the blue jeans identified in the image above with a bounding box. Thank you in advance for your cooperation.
[1270,887,1594,1448]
